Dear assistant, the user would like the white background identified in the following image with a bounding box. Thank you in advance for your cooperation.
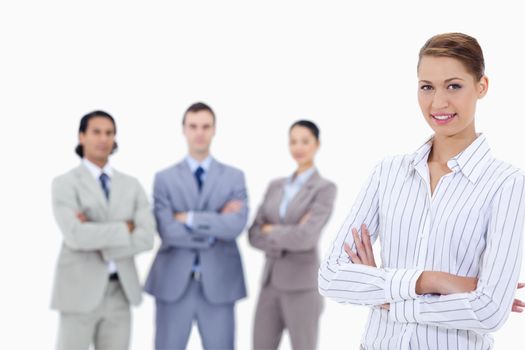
[1,1,524,349]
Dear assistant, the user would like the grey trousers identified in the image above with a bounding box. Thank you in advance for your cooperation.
[57,280,131,350]
[253,284,323,350]
[155,279,235,350]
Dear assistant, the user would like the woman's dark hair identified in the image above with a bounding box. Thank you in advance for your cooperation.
[418,32,485,81]
[75,110,118,158]
[289,120,320,141]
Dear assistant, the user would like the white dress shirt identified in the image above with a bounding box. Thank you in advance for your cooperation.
[319,134,525,349]
[82,158,117,274]
[279,167,316,219]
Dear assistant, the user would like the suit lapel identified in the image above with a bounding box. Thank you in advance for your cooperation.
[270,179,286,223]
[178,161,200,210]
[108,170,125,212]
[283,171,320,222]
[75,165,109,211]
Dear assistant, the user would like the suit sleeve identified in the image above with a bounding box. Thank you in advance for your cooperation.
[190,170,249,241]
[319,162,423,306]
[388,174,525,333]
[101,179,155,260]
[51,176,130,251]
[248,181,284,258]
[265,182,337,252]
[153,172,212,249]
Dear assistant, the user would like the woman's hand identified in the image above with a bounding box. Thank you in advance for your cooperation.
[261,224,273,235]
[512,283,525,313]
[343,224,376,267]
[343,225,388,309]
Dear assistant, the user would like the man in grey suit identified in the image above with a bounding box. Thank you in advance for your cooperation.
[51,111,155,350]
[145,102,249,350]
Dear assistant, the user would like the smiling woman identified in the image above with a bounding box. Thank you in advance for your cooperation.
[417,33,488,141]
[319,33,525,350]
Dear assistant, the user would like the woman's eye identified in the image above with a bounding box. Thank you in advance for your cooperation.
[420,85,433,91]
[448,83,462,90]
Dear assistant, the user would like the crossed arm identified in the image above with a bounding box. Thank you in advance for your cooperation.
[345,224,524,312]
[319,164,525,333]
[52,177,154,257]
[248,182,337,255]
[154,171,248,249]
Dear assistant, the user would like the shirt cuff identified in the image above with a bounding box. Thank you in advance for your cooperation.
[385,268,423,301]
[186,211,194,229]
[389,299,420,323]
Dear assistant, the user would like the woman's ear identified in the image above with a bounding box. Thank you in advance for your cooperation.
[478,75,489,99]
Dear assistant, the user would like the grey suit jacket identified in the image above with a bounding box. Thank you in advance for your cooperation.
[50,165,155,313]
[249,171,336,291]
[144,159,248,304]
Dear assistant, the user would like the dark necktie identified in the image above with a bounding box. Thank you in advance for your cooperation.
[192,166,205,273]
[194,166,204,192]
[99,173,110,200]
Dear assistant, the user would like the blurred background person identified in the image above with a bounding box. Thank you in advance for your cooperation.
[51,111,155,350]
[249,120,337,350]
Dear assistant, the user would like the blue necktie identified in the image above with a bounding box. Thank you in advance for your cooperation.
[194,166,204,192]
[99,173,110,200]
[192,166,205,274]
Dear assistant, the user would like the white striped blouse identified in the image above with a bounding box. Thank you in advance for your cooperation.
[319,134,525,350]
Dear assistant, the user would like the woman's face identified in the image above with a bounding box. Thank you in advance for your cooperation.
[417,55,488,138]
[289,126,319,167]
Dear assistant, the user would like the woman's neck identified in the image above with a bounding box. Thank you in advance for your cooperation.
[429,131,477,165]
[295,162,314,177]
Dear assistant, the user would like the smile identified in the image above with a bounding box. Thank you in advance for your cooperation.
[431,113,457,124]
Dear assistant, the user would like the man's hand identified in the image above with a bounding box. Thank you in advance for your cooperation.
[221,200,243,214]
[343,224,376,267]
[126,220,135,234]
[174,212,188,223]
[76,212,88,223]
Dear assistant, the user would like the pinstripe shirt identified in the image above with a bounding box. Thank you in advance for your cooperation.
[319,134,525,350]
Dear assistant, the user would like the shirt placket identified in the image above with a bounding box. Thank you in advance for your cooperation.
[413,164,432,269]
[415,164,456,270]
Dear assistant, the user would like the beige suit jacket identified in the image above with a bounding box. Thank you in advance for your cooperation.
[249,171,336,291]
[50,165,155,313]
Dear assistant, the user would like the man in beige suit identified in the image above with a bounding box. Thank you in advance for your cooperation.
[51,110,155,350]
[249,120,337,350]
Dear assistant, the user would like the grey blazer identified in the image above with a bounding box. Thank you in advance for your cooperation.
[144,159,248,304]
[249,171,336,291]
[50,165,155,313]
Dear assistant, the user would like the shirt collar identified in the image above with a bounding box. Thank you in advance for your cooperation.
[287,167,316,186]
[185,155,213,173]
[408,136,433,173]
[408,134,492,183]
[82,158,113,179]
[448,134,492,183]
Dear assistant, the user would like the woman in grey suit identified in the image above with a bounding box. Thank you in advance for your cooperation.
[249,120,337,350]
